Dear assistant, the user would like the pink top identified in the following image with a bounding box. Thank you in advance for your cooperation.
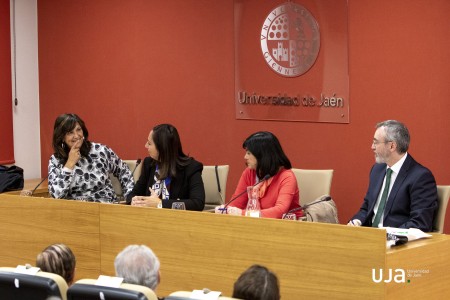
[229,168,301,219]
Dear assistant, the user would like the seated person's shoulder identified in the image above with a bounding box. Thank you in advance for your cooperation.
[407,159,436,183]
[414,162,435,176]
[187,158,203,171]
[143,157,157,166]
[280,168,297,180]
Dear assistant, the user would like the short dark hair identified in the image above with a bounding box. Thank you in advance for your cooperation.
[152,124,190,179]
[232,265,280,300]
[36,244,76,285]
[243,131,291,178]
[52,113,92,163]
[376,120,410,153]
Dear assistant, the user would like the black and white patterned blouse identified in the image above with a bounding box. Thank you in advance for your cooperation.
[48,142,134,203]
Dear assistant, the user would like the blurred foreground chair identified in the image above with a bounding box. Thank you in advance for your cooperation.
[0,266,68,300]
[168,290,240,300]
[291,169,334,207]
[110,159,143,197]
[202,165,229,211]
[67,278,157,300]
[434,185,450,233]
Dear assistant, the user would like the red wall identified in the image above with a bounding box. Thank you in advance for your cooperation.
[38,0,450,233]
[0,0,14,164]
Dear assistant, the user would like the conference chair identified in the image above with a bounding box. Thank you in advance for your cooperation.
[0,266,68,300]
[434,185,450,233]
[291,168,334,206]
[110,160,143,198]
[168,290,240,300]
[201,165,229,211]
[67,278,158,300]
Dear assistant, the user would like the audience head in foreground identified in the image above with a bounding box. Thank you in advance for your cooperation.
[232,264,280,300]
[348,120,438,231]
[127,123,205,210]
[114,245,160,291]
[36,243,76,286]
[48,113,134,203]
[218,131,301,218]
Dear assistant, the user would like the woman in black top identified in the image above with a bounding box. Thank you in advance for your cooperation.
[127,124,205,211]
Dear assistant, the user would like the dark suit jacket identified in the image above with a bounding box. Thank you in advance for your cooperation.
[126,157,205,211]
[352,154,438,232]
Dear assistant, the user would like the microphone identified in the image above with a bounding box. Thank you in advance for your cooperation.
[282,195,332,219]
[30,174,50,196]
[221,174,270,214]
[131,159,142,178]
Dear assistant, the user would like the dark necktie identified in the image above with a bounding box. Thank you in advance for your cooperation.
[372,168,393,228]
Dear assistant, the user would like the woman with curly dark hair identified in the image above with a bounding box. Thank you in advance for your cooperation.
[48,113,133,202]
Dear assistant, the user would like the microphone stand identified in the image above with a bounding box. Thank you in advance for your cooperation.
[30,175,49,196]
[131,158,142,178]
[282,195,332,219]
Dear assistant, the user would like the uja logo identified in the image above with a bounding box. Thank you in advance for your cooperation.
[372,269,406,283]
[260,2,320,77]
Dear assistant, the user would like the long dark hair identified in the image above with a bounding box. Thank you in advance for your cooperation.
[243,131,291,179]
[52,113,92,163]
[152,124,190,179]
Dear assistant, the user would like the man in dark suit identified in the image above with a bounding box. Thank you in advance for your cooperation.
[348,120,438,232]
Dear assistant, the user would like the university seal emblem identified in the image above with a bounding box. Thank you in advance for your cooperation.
[260,2,320,77]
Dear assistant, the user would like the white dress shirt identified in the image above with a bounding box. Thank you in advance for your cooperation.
[372,152,408,227]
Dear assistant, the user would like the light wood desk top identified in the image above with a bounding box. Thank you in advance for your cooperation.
[23,178,49,190]
[4,177,49,197]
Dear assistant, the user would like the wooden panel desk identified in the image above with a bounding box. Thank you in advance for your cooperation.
[0,194,100,279]
[0,194,449,299]
[386,234,450,298]
[99,205,389,299]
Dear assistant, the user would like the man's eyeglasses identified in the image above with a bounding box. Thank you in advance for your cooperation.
[372,140,392,146]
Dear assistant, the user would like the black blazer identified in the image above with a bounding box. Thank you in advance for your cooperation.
[352,154,438,232]
[126,157,205,211]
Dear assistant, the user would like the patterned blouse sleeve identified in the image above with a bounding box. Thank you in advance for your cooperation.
[48,155,74,199]
[107,147,134,197]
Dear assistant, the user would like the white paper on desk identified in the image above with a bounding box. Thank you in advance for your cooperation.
[190,290,221,299]
[385,227,432,242]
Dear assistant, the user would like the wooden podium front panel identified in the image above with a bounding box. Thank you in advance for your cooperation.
[0,195,101,280]
[2,195,448,299]
[386,234,450,298]
[99,205,386,299]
